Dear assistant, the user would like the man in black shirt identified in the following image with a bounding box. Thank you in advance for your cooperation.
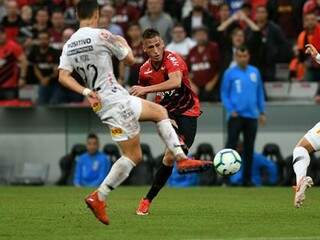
[28,31,59,105]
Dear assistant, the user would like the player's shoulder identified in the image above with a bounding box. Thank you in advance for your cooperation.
[248,65,259,73]
[164,50,183,64]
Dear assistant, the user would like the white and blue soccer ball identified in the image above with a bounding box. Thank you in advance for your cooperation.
[213,149,242,176]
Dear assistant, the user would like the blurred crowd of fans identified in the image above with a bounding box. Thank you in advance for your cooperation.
[1,0,320,105]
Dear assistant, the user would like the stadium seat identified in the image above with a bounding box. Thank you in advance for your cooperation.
[193,143,217,186]
[0,162,14,185]
[103,144,121,163]
[288,82,318,100]
[264,82,290,101]
[10,162,49,186]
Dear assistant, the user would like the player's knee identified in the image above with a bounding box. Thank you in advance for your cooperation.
[157,105,168,120]
[129,148,142,164]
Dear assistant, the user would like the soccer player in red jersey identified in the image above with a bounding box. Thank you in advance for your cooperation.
[130,28,207,216]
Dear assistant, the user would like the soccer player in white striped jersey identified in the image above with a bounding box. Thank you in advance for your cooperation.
[58,0,211,225]
[292,44,320,208]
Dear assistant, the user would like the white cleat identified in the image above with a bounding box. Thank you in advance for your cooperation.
[294,176,314,208]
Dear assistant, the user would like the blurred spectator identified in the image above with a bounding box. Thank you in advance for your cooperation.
[304,0,320,21]
[49,10,65,50]
[267,0,305,41]
[74,133,112,187]
[163,0,184,21]
[113,0,140,34]
[187,26,220,102]
[119,22,146,87]
[31,8,50,41]
[166,23,196,59]
[182,0,217,41]
[28,31,59,105]
[221,46,266,186]
[139,0,173,44]
[99,4,124,36]
[64,0,78,27]
[289,44,305,81]
[0,26,27,100]
[248,5,292,82]
[230,150,278,186]
[208,0,225,21]
[0,0,5,23]
[2,0,22,41]
[297,11,320,82]
[216,3,238,40]
[18,5,33,50]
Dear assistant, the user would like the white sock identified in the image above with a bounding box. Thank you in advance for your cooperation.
[293,146,310,184]
[156,119,186,159]
[97,156,136,200]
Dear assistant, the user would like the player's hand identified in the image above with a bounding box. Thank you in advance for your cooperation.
[130,85,148,97]
[86,91,102,111]
[314,95,320,104]
[259,114,267,126]
[305,44,319,59]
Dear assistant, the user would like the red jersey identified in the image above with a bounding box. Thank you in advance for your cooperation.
[139,50,200,118]
[0,40,23,88]
[187,42,220,88]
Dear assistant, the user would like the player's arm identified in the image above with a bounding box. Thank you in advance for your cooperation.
[100,30,135,66]
[17,53,28,87]
[130,71,182,97]
[305,44,320,64]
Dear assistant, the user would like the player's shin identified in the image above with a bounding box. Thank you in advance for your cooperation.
[293,146,311,184]
[156,119,187,159]
[98,156,136,201]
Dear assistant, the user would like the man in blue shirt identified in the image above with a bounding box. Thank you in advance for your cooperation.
[221,46,266,186]
[74,133,112,187]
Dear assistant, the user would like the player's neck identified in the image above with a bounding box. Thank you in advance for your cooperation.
[80,19,97,28]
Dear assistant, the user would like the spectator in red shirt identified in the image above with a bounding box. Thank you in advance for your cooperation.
[304,0,320,21]
[297,11,320,82]
[49,10,65,50]
[119,22,147,87]
[0,26,28,100]
[187,26,220,102]
[2,0,23,41]
[113,0,140,34]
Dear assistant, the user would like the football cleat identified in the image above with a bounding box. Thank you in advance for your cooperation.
[294,176,314,208]
[136,198,151,216]
[85,191,109,225]
[177,158,212,174]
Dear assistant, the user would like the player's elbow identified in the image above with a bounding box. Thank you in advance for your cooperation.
[173,78,182,88]
[123,55,135,66]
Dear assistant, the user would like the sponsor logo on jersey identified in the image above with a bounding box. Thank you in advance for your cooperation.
[111,128,124,137]
[191,62,210,71]
[67,38,91,48]
[250,73,257,82]
[67,46,93,56]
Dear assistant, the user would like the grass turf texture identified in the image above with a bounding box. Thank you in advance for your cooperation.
[1,187,320,240]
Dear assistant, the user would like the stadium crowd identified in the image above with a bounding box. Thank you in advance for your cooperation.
[0,0,320,105]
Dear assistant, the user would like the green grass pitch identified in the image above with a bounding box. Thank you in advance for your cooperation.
[1,186,320,240]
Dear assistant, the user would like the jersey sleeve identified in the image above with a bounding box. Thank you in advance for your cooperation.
[99,29,129,61]
[58,45,73,72]
[165,52,183,74]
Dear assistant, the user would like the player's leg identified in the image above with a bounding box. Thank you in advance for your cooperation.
[85,134,142,224]
[138,98,212,171]
[292,124,318,207]
[242,118,258,186]
[136,116,198,215]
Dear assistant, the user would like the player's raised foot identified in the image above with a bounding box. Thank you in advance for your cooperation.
[136,198,151,216]
[177,158,212,174]
[294,176,314,208]
[85,191,109,225]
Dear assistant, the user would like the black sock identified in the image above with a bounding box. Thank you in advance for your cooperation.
[145,163,173,201]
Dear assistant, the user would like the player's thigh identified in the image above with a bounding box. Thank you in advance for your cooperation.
[117,134,142,164]
[298,122,320,152]
[138,99,168,122]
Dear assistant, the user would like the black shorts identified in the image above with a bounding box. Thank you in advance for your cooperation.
[171,115,198,153]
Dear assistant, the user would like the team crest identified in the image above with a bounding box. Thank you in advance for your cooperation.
[250,73,257,82]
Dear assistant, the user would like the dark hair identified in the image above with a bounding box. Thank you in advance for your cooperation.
[192,25,209,35]
[142,28,160,39]
[172,23,185,31]
[236,45,249,53]
[127,22,141,30]
[87,133,98,141]
[51,9,64,16]
[76,0,99,20]
[219,3,229,10]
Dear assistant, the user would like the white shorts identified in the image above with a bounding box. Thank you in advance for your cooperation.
[305,121,320,151]
[95,95,142,142]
